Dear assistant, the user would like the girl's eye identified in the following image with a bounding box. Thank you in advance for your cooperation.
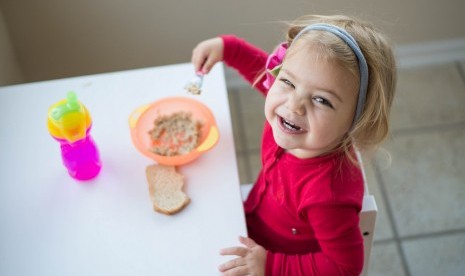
[279,78,295,89]
[313,97,334,108]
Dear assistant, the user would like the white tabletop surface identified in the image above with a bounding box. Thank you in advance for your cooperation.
[0,63,247,275]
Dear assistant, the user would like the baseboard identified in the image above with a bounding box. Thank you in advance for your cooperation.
[396,37,465,69]
[225,38,465,89]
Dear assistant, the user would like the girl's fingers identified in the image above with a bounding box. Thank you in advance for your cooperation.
[220,246,248,257]
[221,265,249,276]
[218,257,246,272]
[201,54,218,74]
[239,236,257,248]
[191,38,223,74]
[191,50,207,73]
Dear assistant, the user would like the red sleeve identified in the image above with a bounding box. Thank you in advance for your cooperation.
[220,35,268,95]
[265,205,364,276]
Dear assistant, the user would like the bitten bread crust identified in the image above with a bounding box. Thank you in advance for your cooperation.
[145,164,190,215]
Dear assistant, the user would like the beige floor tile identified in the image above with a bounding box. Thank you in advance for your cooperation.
[363,161,395,241]
[379,128,465,237]
[227,89,247,152]
[248,151,262,184]
[402,233,465,276]
[235,153,251,185]
[459,60,465,72]
[236,152,262,185]
[459,60,465,85]
[236,87,266,151]
[368,242,406,276]
[391,63,465,130]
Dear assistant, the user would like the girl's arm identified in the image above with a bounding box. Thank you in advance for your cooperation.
[266,205,364,276]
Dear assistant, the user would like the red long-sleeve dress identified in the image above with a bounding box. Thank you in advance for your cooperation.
[221,35,365,276]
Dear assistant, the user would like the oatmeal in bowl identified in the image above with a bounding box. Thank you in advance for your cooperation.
[129,97,219,166]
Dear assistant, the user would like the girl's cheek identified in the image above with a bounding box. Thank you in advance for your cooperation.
[264,99,276,120]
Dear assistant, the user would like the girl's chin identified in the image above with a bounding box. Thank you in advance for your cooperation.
[275,139,326,159]
[271,123,334,159]
[272,127,298,150]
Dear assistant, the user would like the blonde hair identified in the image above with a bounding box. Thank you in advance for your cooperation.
[282,15,397,161]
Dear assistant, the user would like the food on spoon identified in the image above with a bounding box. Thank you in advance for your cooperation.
[185,84,201,95]
[146,164,190,215]
[184,74,203,95]
[148,112,202,156]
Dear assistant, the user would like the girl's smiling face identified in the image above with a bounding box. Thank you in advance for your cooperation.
[264,41,359,159]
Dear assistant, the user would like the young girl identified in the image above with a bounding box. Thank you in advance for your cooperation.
[191,15,396,275]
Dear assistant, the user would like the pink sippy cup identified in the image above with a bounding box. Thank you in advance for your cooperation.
[47,92,102,180]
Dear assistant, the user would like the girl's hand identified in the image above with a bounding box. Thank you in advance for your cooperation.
[191,37,224,74]
[219,236,266,276]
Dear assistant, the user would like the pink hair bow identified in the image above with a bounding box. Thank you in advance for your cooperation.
[263,42,288,90]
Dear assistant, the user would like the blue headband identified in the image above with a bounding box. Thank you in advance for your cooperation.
[292,23,369,127]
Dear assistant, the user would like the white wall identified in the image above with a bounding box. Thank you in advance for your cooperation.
[1,0,464,83]
[0,7,23,86]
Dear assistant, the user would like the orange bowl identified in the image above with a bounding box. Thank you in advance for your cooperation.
[129,97,219,166]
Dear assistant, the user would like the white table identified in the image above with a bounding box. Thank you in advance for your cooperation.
[0,63,247,275]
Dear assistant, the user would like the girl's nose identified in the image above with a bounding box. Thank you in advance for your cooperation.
[286,94,306,116]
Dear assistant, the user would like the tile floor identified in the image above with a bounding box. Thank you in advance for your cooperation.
[225,60,465,276]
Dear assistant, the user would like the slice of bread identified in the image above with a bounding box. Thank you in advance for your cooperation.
[145,165,190,215]
[145,164,190,215]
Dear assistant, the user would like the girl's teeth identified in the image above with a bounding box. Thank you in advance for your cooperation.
[283,118,301,131]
